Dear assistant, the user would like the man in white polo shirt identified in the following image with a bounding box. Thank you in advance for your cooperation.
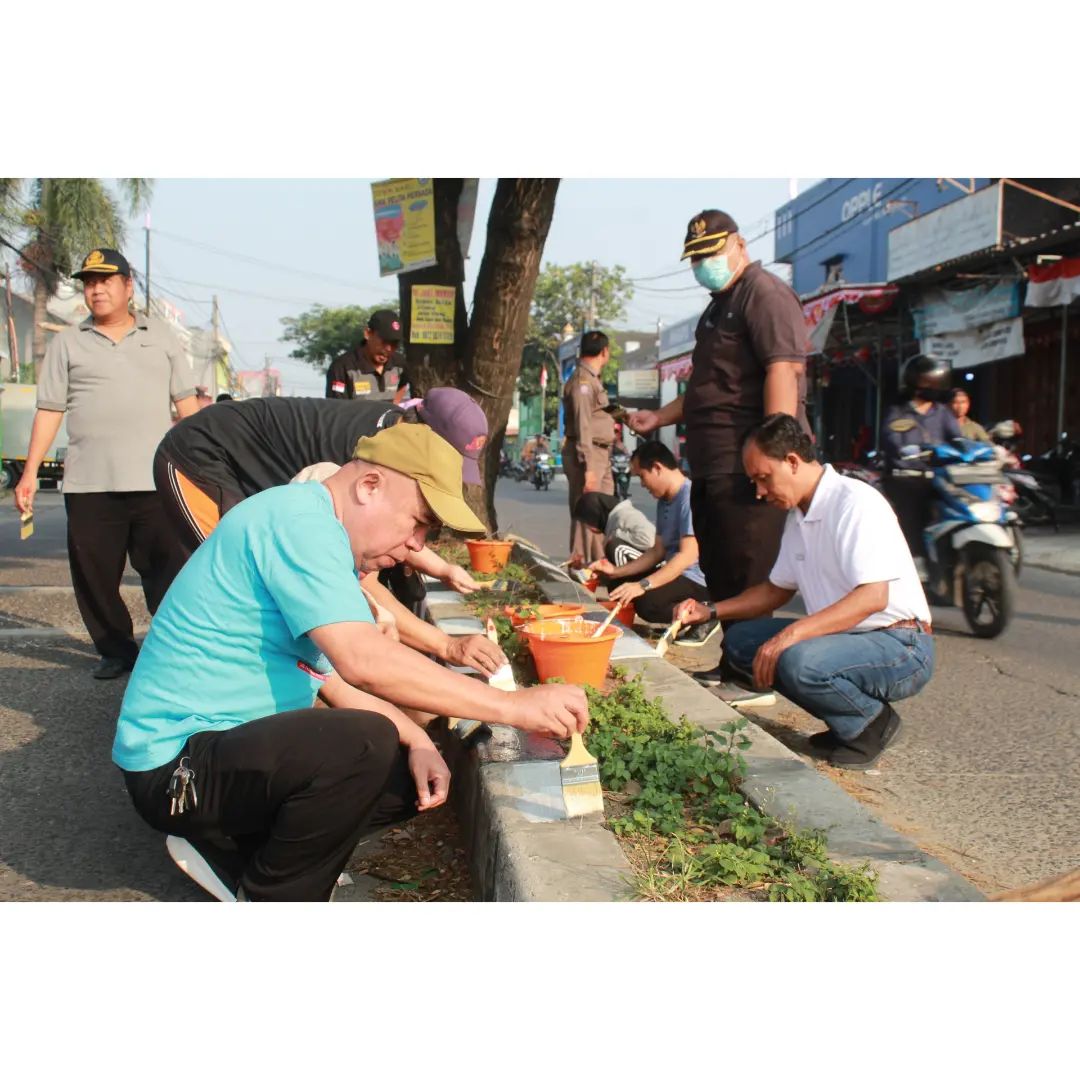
[676,413,934,770]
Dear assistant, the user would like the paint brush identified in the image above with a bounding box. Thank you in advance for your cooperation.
[448,619,511,741]
[654,618,683,658]
[19,510,34,541]
[591,599,623,638]
[560,732,604,818]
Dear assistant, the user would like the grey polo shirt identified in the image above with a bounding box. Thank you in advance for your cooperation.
[37,313,195,492]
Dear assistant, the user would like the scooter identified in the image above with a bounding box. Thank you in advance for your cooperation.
[611,448,631,499]
[532,450,553,491]
[895,440,1020,639]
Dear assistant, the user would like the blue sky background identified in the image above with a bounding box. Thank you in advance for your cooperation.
[123,178,812,396]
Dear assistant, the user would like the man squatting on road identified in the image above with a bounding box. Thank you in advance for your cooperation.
[675,414,936,771]
[113,423,588,901]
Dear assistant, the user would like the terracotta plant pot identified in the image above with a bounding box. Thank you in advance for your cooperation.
[600,599,636,628]
[504,602,585,629]
[520,618,623,689]
[466,539,514,573]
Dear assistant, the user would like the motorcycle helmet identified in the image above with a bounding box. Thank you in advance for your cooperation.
[903,354,952,400]
[990,420,1022,444]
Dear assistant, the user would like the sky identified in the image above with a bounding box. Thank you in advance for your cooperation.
[120,179,811,397]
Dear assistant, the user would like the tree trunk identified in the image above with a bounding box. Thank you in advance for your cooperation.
[464,179,560,529]
[397,178,469,393]
[32,275,49,382]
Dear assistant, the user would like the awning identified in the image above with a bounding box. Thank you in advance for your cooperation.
[801,284,899,351]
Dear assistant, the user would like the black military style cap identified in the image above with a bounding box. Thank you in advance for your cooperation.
[680,210,739,260]
[72,247,132,278]
[368,309,403,342]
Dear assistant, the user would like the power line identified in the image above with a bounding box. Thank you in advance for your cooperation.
[152,227,389,297]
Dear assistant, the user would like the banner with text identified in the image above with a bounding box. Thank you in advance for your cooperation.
[410,285,456,344]
[912,279,1022,337]
[922,316,1025,370]
[371,178,437,277]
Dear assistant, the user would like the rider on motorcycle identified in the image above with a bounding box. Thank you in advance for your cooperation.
[881,355,963,558]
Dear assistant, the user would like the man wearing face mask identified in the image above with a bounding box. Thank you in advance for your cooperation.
[881,355,963,556]
[627,210,810,684]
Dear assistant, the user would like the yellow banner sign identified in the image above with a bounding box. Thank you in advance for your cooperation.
[410,285,456,345]
[371,178,437,277]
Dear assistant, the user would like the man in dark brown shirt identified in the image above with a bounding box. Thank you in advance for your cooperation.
[628,210,810,682]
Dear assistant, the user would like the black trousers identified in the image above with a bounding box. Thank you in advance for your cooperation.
[122,708,418,902]
[882,475,931,554]
[634,576,711,624]
[64,490,180,663]
[689,474,787,619]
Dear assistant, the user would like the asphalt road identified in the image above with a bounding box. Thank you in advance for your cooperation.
[494,473,1080,893]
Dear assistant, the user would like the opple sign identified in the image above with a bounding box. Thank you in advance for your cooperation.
[841,183,884,222]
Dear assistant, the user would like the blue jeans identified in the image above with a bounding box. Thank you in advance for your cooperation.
[723,618,935,742]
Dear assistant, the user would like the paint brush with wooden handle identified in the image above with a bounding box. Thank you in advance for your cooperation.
[448,619,512,741]
[654,618,683,658]
[560,732,603,818]
[591,599,624,638]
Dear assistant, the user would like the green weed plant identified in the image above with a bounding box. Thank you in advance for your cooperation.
[585,675,879,902]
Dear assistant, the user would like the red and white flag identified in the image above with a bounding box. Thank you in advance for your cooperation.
[1026,257,1080,308]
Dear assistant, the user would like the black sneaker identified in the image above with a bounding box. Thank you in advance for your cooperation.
[693,656,754,689]
[92,656,135,680]
[676,619,721,648]
[166,835,245,902]
[713,683,776,708]
[806,729,840,751]
[691,664,726,688]
[826,705,903,771]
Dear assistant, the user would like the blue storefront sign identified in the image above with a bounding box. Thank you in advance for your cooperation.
[774,179,993,296]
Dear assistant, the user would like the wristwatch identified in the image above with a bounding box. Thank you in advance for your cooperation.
[640,578,654,591]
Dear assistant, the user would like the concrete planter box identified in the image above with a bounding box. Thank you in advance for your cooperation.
[424,542,982,903]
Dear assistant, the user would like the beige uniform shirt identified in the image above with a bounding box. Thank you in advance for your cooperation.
[562,363,615,466]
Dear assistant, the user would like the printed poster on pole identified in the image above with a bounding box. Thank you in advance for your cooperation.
[410,285,456,344]
[371,179,438,277]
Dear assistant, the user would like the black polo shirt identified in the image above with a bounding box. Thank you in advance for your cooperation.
[684,262,810,478]
[324,346,408,401]
[159,396,403,496]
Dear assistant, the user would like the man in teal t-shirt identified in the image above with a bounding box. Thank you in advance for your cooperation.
[115,422,591,902]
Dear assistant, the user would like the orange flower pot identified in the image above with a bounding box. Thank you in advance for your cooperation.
[504,602,585,628]
[600,599,635,628]
[466,539,514,573]
[520,618,623,689]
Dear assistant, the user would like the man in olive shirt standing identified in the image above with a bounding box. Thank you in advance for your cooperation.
[325,308,409,402]
[563,330,617,563]
[628,211,810,681]
[14,248,199,679]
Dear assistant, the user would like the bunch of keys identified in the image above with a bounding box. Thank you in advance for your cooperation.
[167,757,198,816]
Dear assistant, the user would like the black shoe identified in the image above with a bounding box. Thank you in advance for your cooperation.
[92,656,134,680]
[713,683,777,708]
[826,705,903,771]
[692,664,727,688]
[166,835,247,902]
[806,729,841,751]
[676,619,722,648]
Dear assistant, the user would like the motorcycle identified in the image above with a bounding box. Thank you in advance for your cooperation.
[532,450,553,491]
[498,449,514,479]
[611,448,631,499]
[1023,434,1080,508]
[895,440,1020,639]
[990,420,1058,529]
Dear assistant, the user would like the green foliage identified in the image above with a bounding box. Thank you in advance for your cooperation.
[279,301,397,371]
[5,178,151,290]
[518,262,635,406]
[585,676,879,902]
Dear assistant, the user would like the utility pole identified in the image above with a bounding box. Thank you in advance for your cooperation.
[263,354,274,397]
[144,212,151,316]
[587,260,598,332]
[211,295,221,395]
[3,263,20,383]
